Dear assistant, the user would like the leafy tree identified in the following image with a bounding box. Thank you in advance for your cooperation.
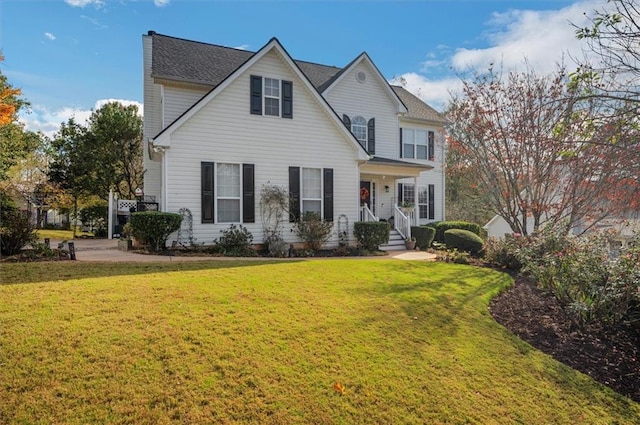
[48,102,143,202]
[447,64,629,236]
[572,0,640,211]
[0,54,39,182]
[86,102,143,199]
[444,135,495,224]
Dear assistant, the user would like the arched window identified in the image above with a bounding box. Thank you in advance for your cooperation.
[351,116,367,146]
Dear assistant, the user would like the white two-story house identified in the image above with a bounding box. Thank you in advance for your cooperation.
[142,31,447,248]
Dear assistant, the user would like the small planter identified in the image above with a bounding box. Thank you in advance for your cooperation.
[405,240,416,250]
[118,239,133,251]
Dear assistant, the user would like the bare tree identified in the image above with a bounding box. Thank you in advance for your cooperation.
[447,64,630,235]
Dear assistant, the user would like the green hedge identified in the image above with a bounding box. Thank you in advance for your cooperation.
[444,229,484,254]
[354,221,390,251]
[411,226,436,250]
[430,221,484,243]
[129,212,182,252]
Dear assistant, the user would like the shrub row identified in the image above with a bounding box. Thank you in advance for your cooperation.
[429,221,484,243]
[484,229,640,326]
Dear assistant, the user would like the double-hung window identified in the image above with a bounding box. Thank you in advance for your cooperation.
[201,162,255,224]
[289,166,333,222]
[217,163,241,223]
[398,183,435,220]
[264,78,280,116]
[401,129,435,160]
[250,75,293,118]
[302,168,322,216]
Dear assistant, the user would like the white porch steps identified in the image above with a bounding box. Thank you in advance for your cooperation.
[379,229,407,251]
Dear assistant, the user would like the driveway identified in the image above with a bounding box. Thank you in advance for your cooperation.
[48,239,436,262]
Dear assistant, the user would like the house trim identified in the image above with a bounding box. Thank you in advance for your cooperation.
[321,52,408,115]
[151,38,370,161]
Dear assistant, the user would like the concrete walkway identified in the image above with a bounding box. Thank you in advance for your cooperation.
[48,239,436,262]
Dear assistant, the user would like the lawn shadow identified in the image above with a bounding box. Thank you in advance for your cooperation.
[351,262,513,337]
[0,259,302,285]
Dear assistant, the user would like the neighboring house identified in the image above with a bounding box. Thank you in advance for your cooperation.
[142,31,447,247]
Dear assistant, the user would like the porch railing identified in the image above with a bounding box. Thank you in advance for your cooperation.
[393,205,413,240]
[359,203,378,222]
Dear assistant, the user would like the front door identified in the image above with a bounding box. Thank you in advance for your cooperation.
[360,181,376,216]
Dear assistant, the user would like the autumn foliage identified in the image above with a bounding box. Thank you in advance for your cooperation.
[0,54,21,126]
[447,64,638,235]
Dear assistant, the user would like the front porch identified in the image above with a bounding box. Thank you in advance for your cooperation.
[358,157,432,248]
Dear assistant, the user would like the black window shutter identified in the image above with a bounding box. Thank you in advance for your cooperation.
[289,167,301,222]
[282,80,293,119]
[323,168,334,222]
[428,131,435,160]
[428,184,435,220]
[342,114,351,128]
[399,128,403,158]
[367,118,375,154]
[250,75,262,115]
[201,162,215,223]
[242,164,255,223]
[397,183,404,206]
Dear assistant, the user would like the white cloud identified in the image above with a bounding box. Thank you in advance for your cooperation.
[81,15,108,29]
[20,99,143,139]
[396,0,607,111]
[65,0,104,8]
[44,32,56,41]
[234,44,250,51]
[154,0,170,7]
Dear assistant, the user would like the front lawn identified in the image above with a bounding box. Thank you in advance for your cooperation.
[1,260,638,424]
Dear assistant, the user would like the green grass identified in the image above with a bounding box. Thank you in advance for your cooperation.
[35,229,93,240]
[1,260,638,424]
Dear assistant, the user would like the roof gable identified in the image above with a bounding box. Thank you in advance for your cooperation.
[152,37,370,160]
[321,52,407,114]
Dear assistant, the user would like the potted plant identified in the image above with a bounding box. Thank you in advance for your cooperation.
[118,222,133,251]
[405,237,417,250]
[400,201,415,214]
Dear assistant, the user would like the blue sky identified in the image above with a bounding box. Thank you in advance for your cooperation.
[0,0,605,137]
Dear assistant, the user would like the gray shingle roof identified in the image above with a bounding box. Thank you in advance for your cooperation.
[391,86,448,124]
[148,32,443,122]
[150,32,341,89]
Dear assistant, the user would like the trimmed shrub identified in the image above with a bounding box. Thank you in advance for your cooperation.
[411,226,436,250]
[483,235,525,271]
[1,210,37,256]
[444,229,484,254]
[129,211,182,252]
[431,221,484,243]
[217,224,257,257]
[294,212,334,252]
[354,221,390,251]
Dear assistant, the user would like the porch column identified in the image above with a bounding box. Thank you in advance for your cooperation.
[413,176,419,226]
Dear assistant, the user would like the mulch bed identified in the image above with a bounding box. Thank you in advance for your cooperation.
[489,274,639,403]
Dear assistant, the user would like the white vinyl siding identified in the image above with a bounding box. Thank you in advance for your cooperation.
[324,61,399,159]
[163,50,359,245]
[164,86,208,125]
